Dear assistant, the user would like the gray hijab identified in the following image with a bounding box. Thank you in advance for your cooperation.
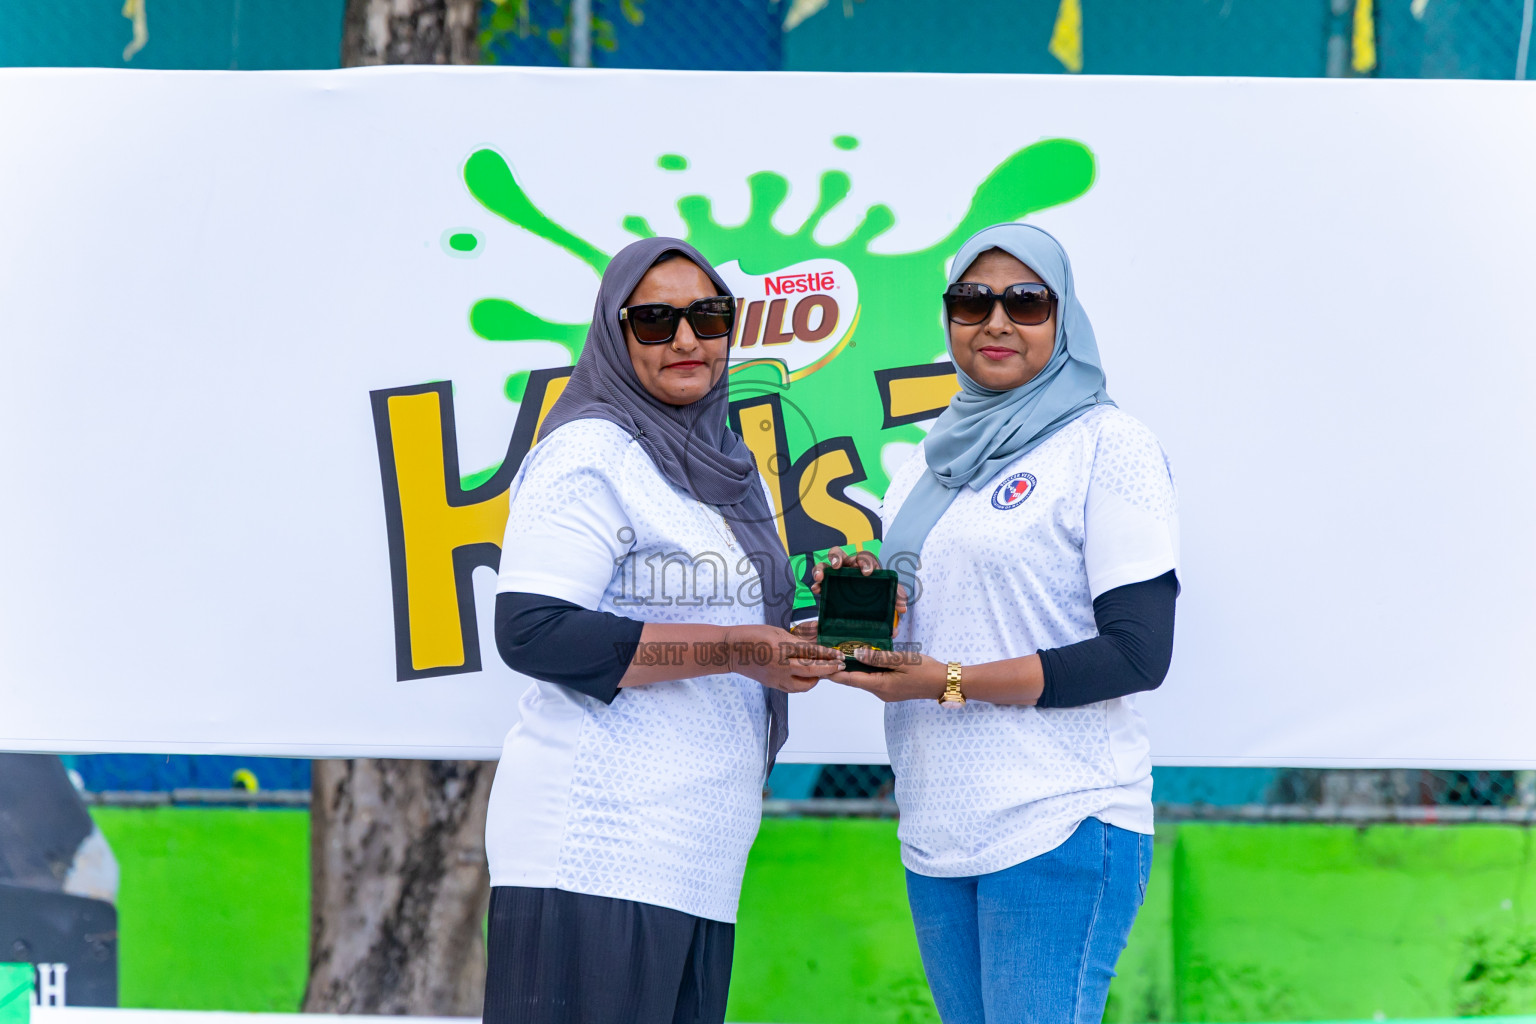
[538,236,792,766]
[882,223,1113,593]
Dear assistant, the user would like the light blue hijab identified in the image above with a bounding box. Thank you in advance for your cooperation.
[881,223,1112,592]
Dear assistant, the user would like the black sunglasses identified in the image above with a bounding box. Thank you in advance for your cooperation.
[619,296,736,345]
[943,282,1056,327]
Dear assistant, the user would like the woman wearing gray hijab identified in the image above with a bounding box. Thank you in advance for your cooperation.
[814,224,1179,1023]
[482,237,843,1024]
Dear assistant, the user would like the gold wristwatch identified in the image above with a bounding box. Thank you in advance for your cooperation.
[939,662,966,708]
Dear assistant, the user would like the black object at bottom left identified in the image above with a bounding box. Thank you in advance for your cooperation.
[0,885,117,1007]
[0,752,118,1007]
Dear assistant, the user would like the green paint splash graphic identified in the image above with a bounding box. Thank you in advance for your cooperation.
[463,150,608,273]
[449,134,1096,506]
[440,228,483,258]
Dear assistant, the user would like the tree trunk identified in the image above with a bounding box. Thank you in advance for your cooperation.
[303,759,495,1015]
[306,5,493,1016]
[342,0,481,67]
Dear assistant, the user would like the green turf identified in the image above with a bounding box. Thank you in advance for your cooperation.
[728,818,937,1024]
[90,807,309,1012]
[1171,824,1536,1022]
[88,806,1536,1023]
[1106,828,1179,1023]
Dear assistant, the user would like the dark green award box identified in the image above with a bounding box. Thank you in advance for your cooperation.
[817,566,900,672]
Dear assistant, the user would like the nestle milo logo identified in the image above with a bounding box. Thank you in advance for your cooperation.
[764,269,836,295]
[717,257,858,383]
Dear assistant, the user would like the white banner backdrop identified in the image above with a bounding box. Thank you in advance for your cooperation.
[2,67,1534,766]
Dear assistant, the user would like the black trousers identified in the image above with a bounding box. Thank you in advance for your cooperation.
[483,885,735,1024]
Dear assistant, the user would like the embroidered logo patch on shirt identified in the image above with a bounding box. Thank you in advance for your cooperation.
[991,472,1038,510]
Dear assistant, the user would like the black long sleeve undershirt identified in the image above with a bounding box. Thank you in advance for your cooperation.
[1036,570,1178,708]
[495,591,643,705]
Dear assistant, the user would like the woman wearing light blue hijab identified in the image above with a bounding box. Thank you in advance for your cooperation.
[815,223,1181,1023]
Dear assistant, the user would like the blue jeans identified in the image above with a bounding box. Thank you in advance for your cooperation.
[905,818,1152,1024]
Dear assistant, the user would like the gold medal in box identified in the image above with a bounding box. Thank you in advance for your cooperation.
[817,566,900,672]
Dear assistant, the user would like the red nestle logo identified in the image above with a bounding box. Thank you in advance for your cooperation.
[764,271,836,296]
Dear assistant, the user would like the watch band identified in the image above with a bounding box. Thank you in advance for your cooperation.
[940,661,966,707]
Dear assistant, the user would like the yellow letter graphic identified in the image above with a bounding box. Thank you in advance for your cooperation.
[874,362,961,428]
[371,369,571,679]
[728,392,879,558]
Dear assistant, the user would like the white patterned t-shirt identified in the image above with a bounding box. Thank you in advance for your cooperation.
[485,418,770,923]
[883,405,1179,878]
